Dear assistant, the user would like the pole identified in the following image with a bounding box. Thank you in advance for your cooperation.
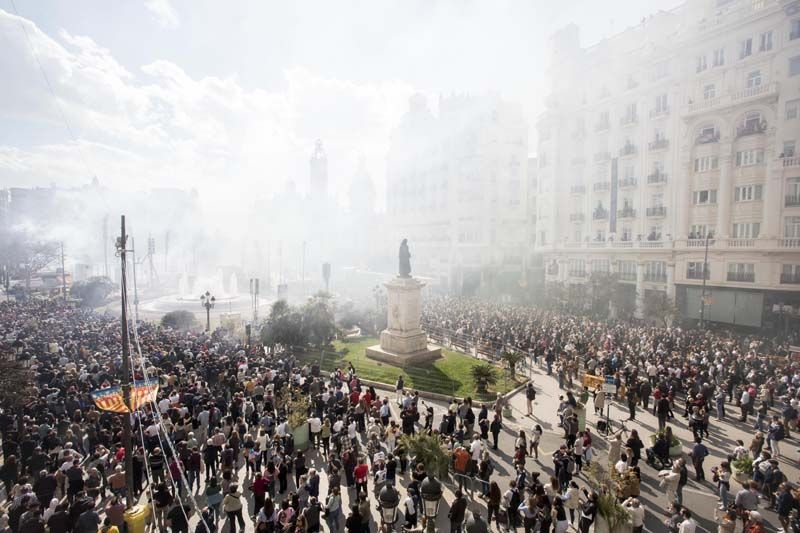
[118,215,135,509]
[699,233,710,328]
[130,237,139,325]
[60,242,66,302]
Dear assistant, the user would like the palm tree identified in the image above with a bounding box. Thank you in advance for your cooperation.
[400,433,451,479]
[501,351,525,379]
[470,363,498,394]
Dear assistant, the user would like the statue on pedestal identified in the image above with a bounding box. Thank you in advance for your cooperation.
[399,239,411,278]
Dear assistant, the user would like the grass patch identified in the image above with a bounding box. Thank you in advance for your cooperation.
[293,336,524,401]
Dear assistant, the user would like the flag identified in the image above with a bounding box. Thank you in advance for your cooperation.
[91,381,159,413]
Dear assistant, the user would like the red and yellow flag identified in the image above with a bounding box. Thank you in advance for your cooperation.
[90,381,159,413]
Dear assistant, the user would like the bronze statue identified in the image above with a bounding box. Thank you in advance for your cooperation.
[399,239,411,278]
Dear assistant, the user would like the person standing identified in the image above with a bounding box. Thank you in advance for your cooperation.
[623,498,645,533]
[690,438,709,481]
[448,490,467,533]
[490,414,502,450]
[395,376,404,406]
[525,383,536,417]
[222,485,245,533]
[678,508,697,533]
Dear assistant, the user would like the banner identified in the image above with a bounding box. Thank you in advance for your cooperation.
[582,374,605,390]
[90,381,159,413]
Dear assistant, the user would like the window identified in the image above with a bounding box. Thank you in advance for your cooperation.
[694,156,719,172]
[732,222,760,238]
[783,141,796,158]
[624,103,637,122]
[759,31,773,52]
[740,38,752,59]
[693,189,717,204]
[621,226,633,241]
[651,193,664,207]
[649,224,663,239]
[645,261,667,282]
[746,70,762,88]
[713,47,725,67]
[618,260,636,279]
[569,259,586,276]
[687,262,709,280]
[786,216,800,238]
[791,56,800,77]
[787,100,800,120]
[727,263,755,282]
[591,260,610,274]
[788,178,800,200]
[696,55,707,73]
[735,149,765,166]
[792,19,800,41]
[624,164,635,179]
[690,224,715,238]
[734,185,763,201]
[703,84,716,100]
[655,93,668,113]
[783,264,800,284]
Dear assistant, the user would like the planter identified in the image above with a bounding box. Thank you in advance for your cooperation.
[648,434,683,458]
[732,471,752,487]
[502,406,513,419]
[594,515,633,533]
[291,424,310,451]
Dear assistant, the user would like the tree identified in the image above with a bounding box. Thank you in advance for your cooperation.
[501,351,525,379]
[643,291,680,327]
[400,433,452,479]
[70,276,114,307]
[611,284,636,321]
[470,363,498,394]
[261,300,305,348]
[0,230,60,291]
[161,310,198,330]
[301,292,337,347]
[0,354,37,437]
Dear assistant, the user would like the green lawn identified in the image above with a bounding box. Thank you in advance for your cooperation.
[293,336,524,401]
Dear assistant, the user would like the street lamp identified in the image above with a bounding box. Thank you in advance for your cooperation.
[378,484,400,527]
[200,291,215,331]
[420,475,443,533]
[464,511,489,533]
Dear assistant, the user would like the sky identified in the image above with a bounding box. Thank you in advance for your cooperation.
[0,0,683,211]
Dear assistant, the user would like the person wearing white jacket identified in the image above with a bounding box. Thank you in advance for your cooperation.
[561,481,582,525]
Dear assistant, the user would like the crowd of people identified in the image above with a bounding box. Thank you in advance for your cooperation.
[0,294,799,533]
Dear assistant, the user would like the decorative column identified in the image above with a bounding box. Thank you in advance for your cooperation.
[635,260,645,318]
[762,148,779,239]
[716,152,733,239]
[675,158,693,240]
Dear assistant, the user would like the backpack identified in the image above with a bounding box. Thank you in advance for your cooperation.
[508,488,521,510]
[774,424,785,441]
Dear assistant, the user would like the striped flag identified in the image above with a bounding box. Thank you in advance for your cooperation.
[91,381,159,413]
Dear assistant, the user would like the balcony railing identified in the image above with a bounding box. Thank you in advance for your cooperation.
[594,152,611,162]
[686,238,715,248]
[618,272,636,281]
[569,270,587,278]
[593,182,610,192]
[649,107,670,118]
[646,206,666,217]
[644,273,667,283]
[727,238,755,248]
[727,271,755,282]
[783,157,800,168]
[736,121,768,138]
[696,132,720,145]
[647,172,668,185]
[781,273,800,284]
[619,177,637,188]
[619,144,637,157]
[620,115,638,126]
[648,138,669,151]
[617,208,636,218]
[593,209,609,220]
[780,238,800,248]
[569,213,585,222]
[686,270,709,280]
[786,195,800,207]
[684,82,779,116]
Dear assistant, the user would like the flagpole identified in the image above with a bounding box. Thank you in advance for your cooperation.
[117,215,136,509]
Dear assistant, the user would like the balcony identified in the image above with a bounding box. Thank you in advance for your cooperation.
[647,172,668,185]
[781,273,800,284]
[686,269,709,280]
[619,144,638,157]
[644,273,667,283]
[620,115,638,127]
[594,151,611,162]
[649,107,670,119]
[593,208,609,220]
[570,185,586,194]
[646,206,666,217]
[695,132,720,145]
[736,121,768,138]
[686,238,715,248]
[783,157,800,168]
[683,82,779,117]
[786,195,800,207]
[780,238,800,248]
[593,182,610,192]
[648,138,669,151]
[727,238,755,248]
[569,213,585,222]
[619,177,637,188]
[727,271,755,282]
[617,207,636,219]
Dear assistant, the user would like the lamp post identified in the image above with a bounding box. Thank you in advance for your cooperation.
[200,291,215,331]
[699,231,711,328]
[378,484,400,529]
[420,475,443,533]
[464,511,489,533]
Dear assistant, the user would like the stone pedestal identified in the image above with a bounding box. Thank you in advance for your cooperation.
[366,276,441,366]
